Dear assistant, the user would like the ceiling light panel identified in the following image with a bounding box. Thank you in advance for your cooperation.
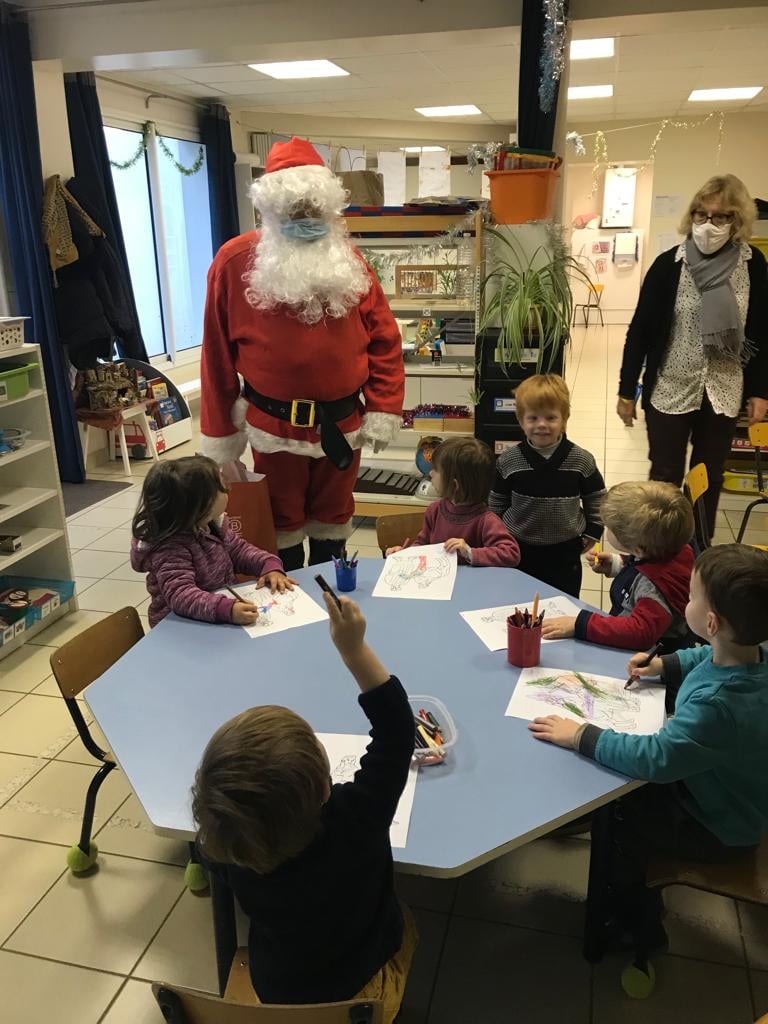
[568,84,614,100]
[570,38,615,60]
[248,60,349,79]
[414,104,482,117]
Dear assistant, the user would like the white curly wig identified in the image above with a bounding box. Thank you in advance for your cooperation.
[245,164,370,324]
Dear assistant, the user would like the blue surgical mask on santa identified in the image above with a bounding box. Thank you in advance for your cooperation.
[281,218,329,241]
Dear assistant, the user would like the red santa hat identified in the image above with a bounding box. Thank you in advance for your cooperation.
[265,137,325,175]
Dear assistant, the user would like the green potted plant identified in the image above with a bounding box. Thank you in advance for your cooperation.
[478,225,593,375]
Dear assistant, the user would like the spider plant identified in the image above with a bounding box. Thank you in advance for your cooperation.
[478,225,594,374]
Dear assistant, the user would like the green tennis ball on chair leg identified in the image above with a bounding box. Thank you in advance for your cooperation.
[621,962,656,998]
[67,842,98,873]
[184,860,209,894]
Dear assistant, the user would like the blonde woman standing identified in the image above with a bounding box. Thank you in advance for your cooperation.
[617,174,768,539]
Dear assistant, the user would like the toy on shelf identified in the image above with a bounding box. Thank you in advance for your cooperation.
[83,362,142,411]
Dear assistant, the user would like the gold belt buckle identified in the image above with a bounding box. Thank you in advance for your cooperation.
[290,399,316,428]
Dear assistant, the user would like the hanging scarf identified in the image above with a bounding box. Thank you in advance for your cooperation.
[41,174,103,278]
[685,237,743,361]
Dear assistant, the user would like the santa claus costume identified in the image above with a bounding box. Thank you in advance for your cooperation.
[199,138,404,569]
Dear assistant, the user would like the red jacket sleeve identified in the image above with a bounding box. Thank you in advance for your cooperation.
[471,512,522,568]
[200,253,247,463]
[359,266,404,416]
[575,597,672,650]
[221,520,284,578]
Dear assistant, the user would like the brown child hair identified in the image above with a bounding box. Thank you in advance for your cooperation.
[695,544,768,646]
[514,374,571,421]
[601,481,694,561]
[132,455,227,545]
[191,705,330,873]
[432,436,495,505]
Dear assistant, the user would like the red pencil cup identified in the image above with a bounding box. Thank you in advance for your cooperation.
[507,617,543,668]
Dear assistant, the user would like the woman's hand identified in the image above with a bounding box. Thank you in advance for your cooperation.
[746,396,768,426]
[232,600,259,625]
[257,571,298,593]
[616,397,637,426]
[541,615,576,640]
[528,716,581,748]
[444,538,471,560]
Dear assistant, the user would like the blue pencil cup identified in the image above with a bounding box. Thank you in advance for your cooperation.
[335,564,357,592]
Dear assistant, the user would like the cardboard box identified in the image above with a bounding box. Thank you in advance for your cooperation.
[442,417,475,433]
[412,417,444,432]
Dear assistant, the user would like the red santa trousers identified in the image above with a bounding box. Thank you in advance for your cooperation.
[252,447,362,546]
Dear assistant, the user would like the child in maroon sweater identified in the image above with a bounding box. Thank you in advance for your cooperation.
[386,437,520,568]
[131,456,290,627]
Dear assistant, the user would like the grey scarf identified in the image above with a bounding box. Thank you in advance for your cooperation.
[685,238,743,361]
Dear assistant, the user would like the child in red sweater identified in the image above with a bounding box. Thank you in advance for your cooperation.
[386,437,520,567]
[541,481,694,650]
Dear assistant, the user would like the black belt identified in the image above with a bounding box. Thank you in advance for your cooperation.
[242,382,358,470]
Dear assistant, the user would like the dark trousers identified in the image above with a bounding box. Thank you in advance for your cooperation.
[645,396,736,540]
[517,537,583,598]
[606,784,752,942]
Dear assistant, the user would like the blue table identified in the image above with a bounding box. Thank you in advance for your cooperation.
[86,560,639,989]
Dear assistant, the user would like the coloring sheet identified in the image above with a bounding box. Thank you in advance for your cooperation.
[373,543,457,601]
[505,667,666,735]
[460,596,582,651]
[317,733,418,848]
[221,584,328,638]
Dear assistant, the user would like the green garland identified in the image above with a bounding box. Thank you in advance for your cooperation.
[109,121,205,175]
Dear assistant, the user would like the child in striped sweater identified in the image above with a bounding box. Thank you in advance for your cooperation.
[488,375,606,597]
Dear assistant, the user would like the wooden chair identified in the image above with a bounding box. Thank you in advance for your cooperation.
[49,606,144,874]
[573,283,605,328]
[152,948,383,1022]
[684,462,709,552]
[375,511,426,556]
[623,836,768,998]
[736,423,768,547]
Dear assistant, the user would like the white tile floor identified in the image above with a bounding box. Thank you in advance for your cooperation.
[0,325,766,1022]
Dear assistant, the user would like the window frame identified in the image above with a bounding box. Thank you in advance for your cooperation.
[103,115,209,367]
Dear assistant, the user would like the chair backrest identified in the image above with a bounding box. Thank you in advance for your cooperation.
[647,834,768,906]
[152,984,383,1024]
[684,462,709,551]
[589,283,604,298]
[375,511,426,555]
[748,422,768,449]
[49,606,144,698]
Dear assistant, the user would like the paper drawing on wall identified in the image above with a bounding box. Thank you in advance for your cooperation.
[318,733,418,848]
[219,584,328,638]
[460,596,581,651]
[505,667,666,735]
[373,543,457,601]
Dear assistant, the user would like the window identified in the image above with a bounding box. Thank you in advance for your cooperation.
[105,125,213,362]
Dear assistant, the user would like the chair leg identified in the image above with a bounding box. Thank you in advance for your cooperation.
[210,871,238,997]
[737,497,768,543]
[67,760,116,873]
[140,410,160,463]
[583,803,615,963]
[117,423,132,476]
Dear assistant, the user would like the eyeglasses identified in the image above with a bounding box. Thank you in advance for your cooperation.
[691,210,736,227]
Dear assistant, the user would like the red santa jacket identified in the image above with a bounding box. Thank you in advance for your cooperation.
[199,231,404,463]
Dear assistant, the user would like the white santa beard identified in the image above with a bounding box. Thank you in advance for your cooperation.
[245,218,370,324]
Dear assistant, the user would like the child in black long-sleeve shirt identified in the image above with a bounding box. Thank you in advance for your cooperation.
[191,596,416,1019]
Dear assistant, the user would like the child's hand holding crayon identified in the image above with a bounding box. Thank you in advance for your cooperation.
[324,594,366,660]
[231,600,260,625]
[590,550,615,576]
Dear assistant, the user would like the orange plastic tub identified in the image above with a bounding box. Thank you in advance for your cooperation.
[485,168,560,224]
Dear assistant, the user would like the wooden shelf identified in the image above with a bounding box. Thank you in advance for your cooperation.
[0,486,58,525]
[0,388,45,410]
[0,527,64,570]
[0,598,72,658]
[0,439,51,467]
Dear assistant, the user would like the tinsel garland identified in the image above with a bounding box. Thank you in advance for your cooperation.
[360,208,489,277]
[109,121,205,175]
[402,404,471,428]
[467,142,501,175]
[538,0,568,114]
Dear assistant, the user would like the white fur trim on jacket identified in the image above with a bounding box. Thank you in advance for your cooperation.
[199,431,247,466]
[244,422,360,458]
[305,518,354,541]
[275,527,306,549]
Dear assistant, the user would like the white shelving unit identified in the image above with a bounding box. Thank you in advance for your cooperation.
[0,344,76,661]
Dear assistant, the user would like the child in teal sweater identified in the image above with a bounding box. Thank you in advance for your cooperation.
[530,544,768,947]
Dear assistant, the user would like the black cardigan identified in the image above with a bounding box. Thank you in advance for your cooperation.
[618,244,768,405]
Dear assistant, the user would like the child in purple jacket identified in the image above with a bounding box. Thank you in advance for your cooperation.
[131,456,290,627]
[385,437,520,567]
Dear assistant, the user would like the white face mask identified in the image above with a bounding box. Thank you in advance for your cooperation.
[691,220,732,255]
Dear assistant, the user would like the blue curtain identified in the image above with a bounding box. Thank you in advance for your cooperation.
[64,71,148,362]
[0,3,84,482]
[200,103,240,252]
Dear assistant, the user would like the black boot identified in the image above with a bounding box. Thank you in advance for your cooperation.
[308,537,346,566]
[278,542,305,571]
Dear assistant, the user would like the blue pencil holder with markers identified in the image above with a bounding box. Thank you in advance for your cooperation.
[335,564,357,592]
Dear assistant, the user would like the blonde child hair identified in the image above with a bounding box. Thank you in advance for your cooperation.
[514,374,571,421]
[601,481,694,560]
